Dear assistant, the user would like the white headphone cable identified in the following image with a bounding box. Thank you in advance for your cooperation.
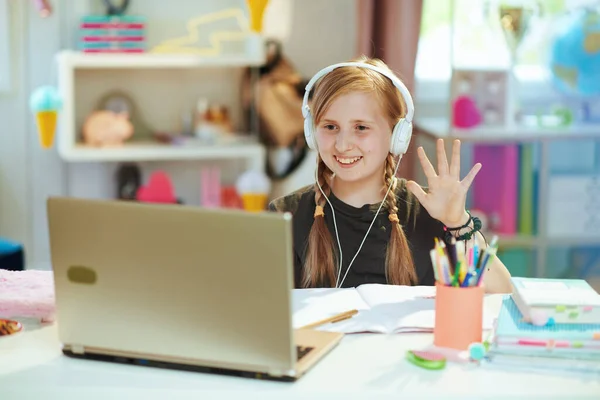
[315,164,344,284]
[315,155,402,288]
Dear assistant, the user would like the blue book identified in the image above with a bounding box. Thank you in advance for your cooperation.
[78,42,146,50]
[495,296,600,341]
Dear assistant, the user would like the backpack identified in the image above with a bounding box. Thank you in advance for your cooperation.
[241,40,309,180]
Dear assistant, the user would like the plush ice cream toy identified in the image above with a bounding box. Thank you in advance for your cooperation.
[29,86,62,149]
[236,170,271,212]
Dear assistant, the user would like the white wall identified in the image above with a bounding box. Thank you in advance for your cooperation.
[0,0,30,255]
[0,0,357,270]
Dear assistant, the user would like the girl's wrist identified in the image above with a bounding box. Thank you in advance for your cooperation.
[442,211,483,243]
[440,211,470,229]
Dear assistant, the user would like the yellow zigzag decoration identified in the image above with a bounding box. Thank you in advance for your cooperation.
[151,8,251,56]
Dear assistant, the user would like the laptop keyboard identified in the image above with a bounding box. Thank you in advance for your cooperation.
[296,346,314,361]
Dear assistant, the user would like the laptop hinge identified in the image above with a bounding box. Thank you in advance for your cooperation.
[268,368,295,378]
[70,344,85,355]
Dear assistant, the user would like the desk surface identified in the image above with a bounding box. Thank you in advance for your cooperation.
[2,320,600,399]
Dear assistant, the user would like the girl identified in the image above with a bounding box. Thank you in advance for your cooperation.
[268,57,512,294]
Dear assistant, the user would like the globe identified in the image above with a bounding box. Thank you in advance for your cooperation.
[548,8,600,96]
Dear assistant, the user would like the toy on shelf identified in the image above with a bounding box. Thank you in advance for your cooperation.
[236,170,271,212]
[116,163,141,200]
[221,187,244,209]
[29,85,62,149]
[450,68,509,128]
[82,110,134,147]
[194,99,234,143]
[33,0,52,18]
[78,15,146,53]
[95,90,155,141]
[136,171,178,204]
[201,167,222,208]
[452,95,481,129]
[81,90,156,146]
[102,0,131,16]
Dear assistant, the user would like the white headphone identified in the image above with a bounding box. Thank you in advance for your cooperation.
[302,61,414,156]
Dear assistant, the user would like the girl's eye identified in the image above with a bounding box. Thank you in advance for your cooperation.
[323,124,337,131]
[356,125,369,131]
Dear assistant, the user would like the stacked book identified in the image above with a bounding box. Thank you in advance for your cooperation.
[79,15,146,53]
[486,277,600,375]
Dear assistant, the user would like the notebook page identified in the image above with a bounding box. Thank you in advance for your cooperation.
[352,284,436,332]
[355,284,436,307]
[292,288,388,333]
[357,284,495,332]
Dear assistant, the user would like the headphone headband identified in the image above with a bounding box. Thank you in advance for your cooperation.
[301,62,414,122]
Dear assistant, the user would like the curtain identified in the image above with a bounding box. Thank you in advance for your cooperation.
[356,0,424,181]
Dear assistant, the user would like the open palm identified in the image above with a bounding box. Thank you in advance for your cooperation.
[406,139,481,227]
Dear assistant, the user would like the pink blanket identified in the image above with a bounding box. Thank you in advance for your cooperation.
[0,269,55,322]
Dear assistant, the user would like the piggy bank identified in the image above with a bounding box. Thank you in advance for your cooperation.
[82,110,134,147]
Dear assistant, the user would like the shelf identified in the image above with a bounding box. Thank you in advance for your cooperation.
[415,117,600,143]
[56,49,266,69]
[495,234,539,248]
[491,234,600,249]
[56,47,267,165]
[59,138,265,163]
[546,236,600,247]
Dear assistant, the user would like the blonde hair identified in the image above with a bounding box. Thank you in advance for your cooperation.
[302,56,416,288]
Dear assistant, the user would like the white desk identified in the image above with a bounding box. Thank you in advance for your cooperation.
[2,318,600,399]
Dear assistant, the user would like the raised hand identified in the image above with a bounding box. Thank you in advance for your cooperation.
[406,139,481,227]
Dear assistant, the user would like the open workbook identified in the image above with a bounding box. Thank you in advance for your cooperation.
[292,284,495,334]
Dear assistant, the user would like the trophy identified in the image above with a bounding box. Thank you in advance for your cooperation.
[494,1,540,126]
[498,3,537,64]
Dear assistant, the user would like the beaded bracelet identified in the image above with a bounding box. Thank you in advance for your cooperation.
[443,211,482,242]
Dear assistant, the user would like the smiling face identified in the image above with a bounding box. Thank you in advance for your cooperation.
[315,91,392,185]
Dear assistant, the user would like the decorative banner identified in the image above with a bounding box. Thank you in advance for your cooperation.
[150,8,251,56]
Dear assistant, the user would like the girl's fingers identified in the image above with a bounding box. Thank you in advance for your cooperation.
[436,139,449,176]
[418,146,437,179]
[461,163,482,189]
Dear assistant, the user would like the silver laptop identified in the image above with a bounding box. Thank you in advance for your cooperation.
[46,197,343,381]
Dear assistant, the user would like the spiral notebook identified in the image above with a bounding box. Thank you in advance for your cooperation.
[495,296,600,342]
[490,296,600,363]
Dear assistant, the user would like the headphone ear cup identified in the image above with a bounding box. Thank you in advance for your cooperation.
[304,113,317,150]
[390,119,412,156]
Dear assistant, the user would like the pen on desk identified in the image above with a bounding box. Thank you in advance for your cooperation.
[299,309,359,330]
[434,238,451,285]
[440,248,452,285]
[446,237,457,267]
[475,243,498,286]
[472,241,480,271]
[461,271,472,287]
[452,260,461,287]
[430,249,441,283]
[467,244,473,270]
